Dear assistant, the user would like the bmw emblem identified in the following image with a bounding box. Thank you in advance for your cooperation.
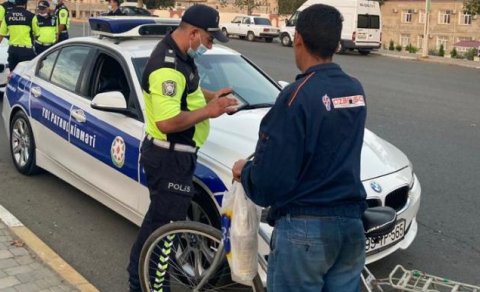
[370,181,382,193]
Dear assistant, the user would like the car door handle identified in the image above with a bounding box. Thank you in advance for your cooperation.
[31,87,42,98]
[71,109,86,123]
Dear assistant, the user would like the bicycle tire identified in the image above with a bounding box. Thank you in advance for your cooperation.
[139,221,264,292]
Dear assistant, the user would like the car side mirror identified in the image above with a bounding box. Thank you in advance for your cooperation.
[278,81,289,89]
[91,91,128,113]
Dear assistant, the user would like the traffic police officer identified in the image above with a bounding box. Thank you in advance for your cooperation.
[53,0,69,42]
[127,5,236,292]
[0,0,15,25]
[0,0,35,71]
[106,0,124,16]
[33,0,57,54]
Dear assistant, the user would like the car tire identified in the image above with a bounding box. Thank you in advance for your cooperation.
[189,187,221,229]
[359,49,371,55]
[222,27,228,37]
[265,37,273,43]
[281,33,291,47]
[337,41,346,54]
[247,31,255,42]
[9,111,40,175]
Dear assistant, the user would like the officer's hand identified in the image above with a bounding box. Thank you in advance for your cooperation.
[205,94,238,118]
[213,88,233,100]
[232,159,247,182]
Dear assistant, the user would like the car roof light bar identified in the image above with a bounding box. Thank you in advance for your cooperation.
[89,17,180,38]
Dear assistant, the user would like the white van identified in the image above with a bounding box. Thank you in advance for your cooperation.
[280,0,382,55]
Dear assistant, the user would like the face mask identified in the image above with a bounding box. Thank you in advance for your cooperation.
[108,4,112,10]
[39,12,48,16]
[187,34,208,59]
[8,0,15,3]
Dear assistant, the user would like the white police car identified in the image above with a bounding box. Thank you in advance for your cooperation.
[1,17,421,275]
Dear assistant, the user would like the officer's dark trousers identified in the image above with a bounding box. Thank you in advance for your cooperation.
[58,31,69,42]
[7,47,36,71]
[34,43,52,55]
[127,138,196,291]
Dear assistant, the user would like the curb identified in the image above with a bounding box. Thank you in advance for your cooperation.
[374,51,480,69]
[0,204,99,292]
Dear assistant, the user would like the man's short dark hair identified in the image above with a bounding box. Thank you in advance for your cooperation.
[111,0,120,5]
[296,4,343,59]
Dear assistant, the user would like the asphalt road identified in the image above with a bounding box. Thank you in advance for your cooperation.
[0,26,479,291]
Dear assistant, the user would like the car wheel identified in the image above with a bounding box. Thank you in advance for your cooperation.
[359,49,371,55]
[189,187,221,229]
[337,41,346,54]
[247,31,255,42]
[265,37,273,43]
[281,33,291,47]
[222,27,228,37]
[9,111,40,175]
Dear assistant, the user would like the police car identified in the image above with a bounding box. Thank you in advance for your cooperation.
[1,17,421,276]
[0,38,9,95]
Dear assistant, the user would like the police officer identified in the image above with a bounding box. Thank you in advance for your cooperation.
[126,4,236,292]
[53,0,69,42]
[33,0,57,54]
[233,4,368,292]
[0,0,35,71]
[106,0,124,16]
[0,0,15,26]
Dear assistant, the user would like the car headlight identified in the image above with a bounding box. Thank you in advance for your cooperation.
[408,160,415,190]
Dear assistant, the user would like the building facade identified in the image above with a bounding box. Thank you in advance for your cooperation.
[381,0,480,53]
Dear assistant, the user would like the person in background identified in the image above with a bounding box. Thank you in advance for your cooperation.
[53,0,69,42]
[33,0,57,54]
[0,0,35,71]
[232,4,368,292]
[106,0,124,16]
[0,0,15,27]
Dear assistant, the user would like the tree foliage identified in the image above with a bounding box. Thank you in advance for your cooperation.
[278,0,303,15]
[463,0,480,15]
[233,0,260,15]
[143,0,174,9]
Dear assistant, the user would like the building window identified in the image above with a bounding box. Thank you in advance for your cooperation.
[457,36,472,42]
[436,36,448,50]
[459,13,472,25]
[419,10,426,23]
[402,9,413,23]
[439,10,451,24]
[400,34,410,47]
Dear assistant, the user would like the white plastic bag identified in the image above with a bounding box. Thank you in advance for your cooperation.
[221,182,261,285]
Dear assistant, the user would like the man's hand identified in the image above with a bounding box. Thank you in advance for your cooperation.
[205,90,238,118]
[232,159,247,182]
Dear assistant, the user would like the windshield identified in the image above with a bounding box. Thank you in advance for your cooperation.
[132,54,279,106]
[254,18,272,25]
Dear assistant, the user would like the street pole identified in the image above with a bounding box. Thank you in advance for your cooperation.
[421,0,431,57]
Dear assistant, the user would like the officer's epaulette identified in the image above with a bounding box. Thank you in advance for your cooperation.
[164,49,176,65]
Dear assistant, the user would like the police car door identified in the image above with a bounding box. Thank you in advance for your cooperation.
[67,47,144,219]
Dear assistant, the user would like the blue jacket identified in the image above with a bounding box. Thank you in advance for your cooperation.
[241,63,368,220]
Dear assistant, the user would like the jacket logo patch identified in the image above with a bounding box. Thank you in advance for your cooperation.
[332,95,365,109]
[162,80,176,97]
[322,94,331,111]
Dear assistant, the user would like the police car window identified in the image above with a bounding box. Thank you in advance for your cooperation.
[132,55,278,105]
[50,46,91,92]
[37,50,60,81]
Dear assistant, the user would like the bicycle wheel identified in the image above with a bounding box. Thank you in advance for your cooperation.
[139,221,264,292]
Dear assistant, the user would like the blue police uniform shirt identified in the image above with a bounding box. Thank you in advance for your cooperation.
[241,63,368,220]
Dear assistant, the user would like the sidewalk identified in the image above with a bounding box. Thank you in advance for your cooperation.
[375,49,480,69]
[0,205,98,292]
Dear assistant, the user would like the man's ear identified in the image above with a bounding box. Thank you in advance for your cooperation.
[293,31,302,48]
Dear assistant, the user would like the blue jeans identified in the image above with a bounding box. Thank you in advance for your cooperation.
[267,215,365,292]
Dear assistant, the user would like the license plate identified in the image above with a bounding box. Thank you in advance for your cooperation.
[366,219,406,254]
[357,33,367,40]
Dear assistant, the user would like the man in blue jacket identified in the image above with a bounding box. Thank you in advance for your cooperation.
[232,4,368,292]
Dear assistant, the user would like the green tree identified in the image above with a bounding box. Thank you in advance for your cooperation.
[278,0,303,15]
[144,0,174,9]
[463,0,480,15]
[234,0,260,15]
[438,44,445,56]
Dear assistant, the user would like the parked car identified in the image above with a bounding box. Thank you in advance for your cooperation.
[2,17,421,282]
[221,15,280,42]
[120,6,153,16]
[120,0,147,9]
[0,39,9,96]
